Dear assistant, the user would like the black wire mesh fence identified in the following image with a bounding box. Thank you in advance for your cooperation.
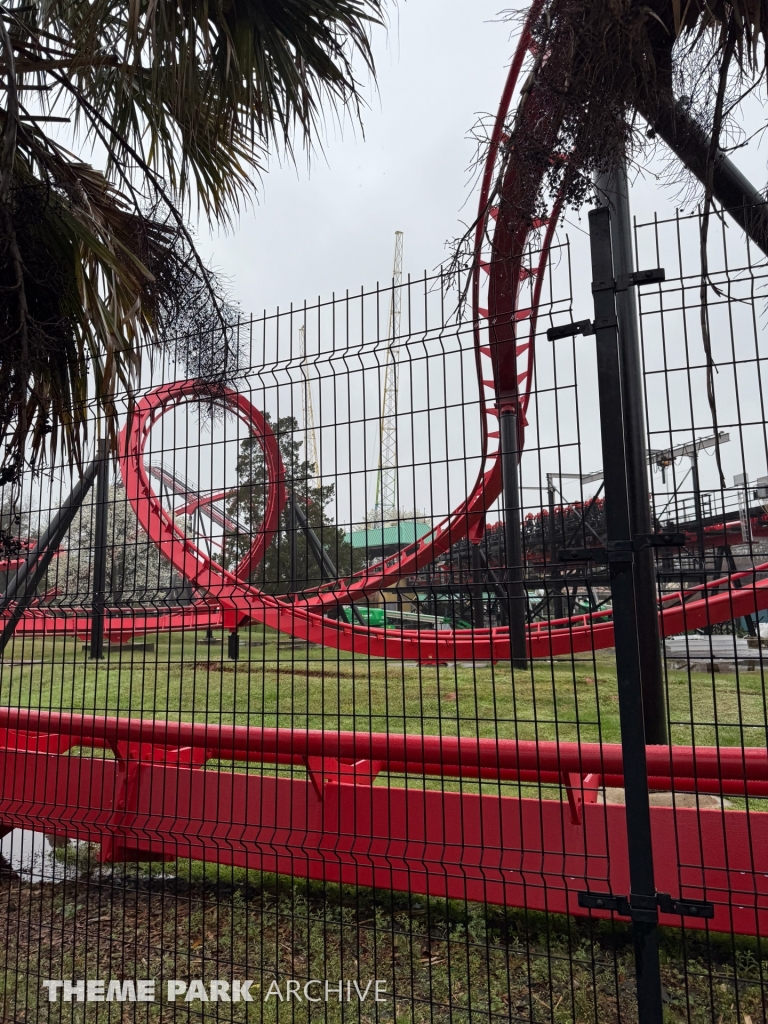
[0,200,766,1024]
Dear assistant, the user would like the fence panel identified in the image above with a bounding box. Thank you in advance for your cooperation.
[0,203,765,1024]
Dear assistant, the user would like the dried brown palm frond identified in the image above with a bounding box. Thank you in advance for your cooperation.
[495,0,765,219]
[671,0,768,68]
[495,0,761,211]
[487,0,765,489]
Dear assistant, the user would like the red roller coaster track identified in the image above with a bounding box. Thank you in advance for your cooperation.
[7,0,767,658]
[2,3,768,934]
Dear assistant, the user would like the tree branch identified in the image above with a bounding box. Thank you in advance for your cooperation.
[698,27,738,491]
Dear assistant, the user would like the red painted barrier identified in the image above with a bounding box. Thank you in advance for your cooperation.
[0,710,765,936]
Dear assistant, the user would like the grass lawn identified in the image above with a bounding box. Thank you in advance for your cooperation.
[0,629,767,1022]
[1,627,766,751]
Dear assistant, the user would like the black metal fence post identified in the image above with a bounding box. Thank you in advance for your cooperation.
[500,405,528,668]
[0,455,101,655]
[690,451,707,573]
[470,542,484,629]
[547,475,564,620]
[291,494,336,581]
[289,495,299,593]
[227,631,240,661]
[588,204,664,1024]
[595,164,667,744]
[89,439,109,660]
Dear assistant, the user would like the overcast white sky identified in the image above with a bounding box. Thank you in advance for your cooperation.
[195,0,768,319]
[196,2,543,313]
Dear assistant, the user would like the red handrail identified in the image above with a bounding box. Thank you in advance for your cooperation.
[2,707,765,786]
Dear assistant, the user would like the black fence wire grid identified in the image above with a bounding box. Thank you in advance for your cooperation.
[0,202,766,1024]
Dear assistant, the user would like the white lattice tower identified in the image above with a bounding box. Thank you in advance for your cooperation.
[300,326,321,480]
[373,231,404,524]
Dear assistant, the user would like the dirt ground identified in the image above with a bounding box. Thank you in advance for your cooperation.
[0,849,766,1024]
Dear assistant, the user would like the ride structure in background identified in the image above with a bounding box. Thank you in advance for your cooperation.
[4,373,767,662]
[371,230,404,526]
[1,1,766,664]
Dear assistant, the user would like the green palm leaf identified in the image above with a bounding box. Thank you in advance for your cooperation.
[0,0,384,474]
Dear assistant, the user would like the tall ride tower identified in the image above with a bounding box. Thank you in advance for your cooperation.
[299,325,321,481]
[372,231,404,525]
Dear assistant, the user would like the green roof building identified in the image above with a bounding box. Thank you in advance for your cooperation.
[347,521,431,560]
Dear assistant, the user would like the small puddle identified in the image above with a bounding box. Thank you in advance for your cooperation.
[0,829,81,883]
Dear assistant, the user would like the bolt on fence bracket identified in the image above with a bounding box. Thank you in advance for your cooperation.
[605,539,634,563]
[577,891,632,915]
[578,891,714,922]
[547,314,619,340]
[558,547,605,563]
[620,267,666,289]
[558,541,630,563]
[634,532,687,550]
[656,892,715,919]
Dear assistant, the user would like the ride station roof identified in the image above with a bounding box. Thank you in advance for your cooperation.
[346,522,431,559]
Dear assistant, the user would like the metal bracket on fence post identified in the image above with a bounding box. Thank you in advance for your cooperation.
[577,890,714,921]
[586,203,665,1024]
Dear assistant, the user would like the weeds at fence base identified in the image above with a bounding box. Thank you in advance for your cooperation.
[0,852,765,1023]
